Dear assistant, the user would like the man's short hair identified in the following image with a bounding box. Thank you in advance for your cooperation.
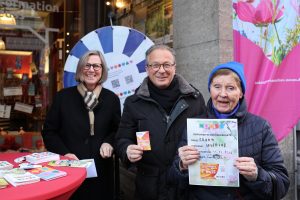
[145,44,176,65]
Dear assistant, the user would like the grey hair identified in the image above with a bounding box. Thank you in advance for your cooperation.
[145,44,176,65]
[75,50,108,84]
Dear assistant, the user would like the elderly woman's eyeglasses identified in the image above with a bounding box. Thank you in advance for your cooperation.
[84,63,103,71]
[147,62,175,71]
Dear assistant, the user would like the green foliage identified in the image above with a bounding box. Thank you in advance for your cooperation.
[272,46,286,65]
[271,18,300,66]
[285,18,300,52]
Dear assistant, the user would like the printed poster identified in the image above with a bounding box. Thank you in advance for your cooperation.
[187,118,239,187]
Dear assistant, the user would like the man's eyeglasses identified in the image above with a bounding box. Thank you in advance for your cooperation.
[84,63,103,71]
[147,62,175,71]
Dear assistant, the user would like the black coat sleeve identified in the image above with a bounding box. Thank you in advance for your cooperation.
[114,97,138,166]
[243,121,290,199]
[42,92,70,155]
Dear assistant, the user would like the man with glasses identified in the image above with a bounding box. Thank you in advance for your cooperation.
[115,44,206,200]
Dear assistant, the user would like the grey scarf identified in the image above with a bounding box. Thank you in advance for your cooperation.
[77,83,102,136]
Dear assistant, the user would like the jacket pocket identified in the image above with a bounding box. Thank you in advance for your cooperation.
[135,164,160,200]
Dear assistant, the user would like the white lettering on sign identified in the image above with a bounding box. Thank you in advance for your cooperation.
[0,0,59,12]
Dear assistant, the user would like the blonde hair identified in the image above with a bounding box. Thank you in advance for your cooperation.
[75,50,108,84]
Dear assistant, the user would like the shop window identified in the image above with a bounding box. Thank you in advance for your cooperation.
[0,50,45,131]
[0,0,80,135]
[114,0,173,45]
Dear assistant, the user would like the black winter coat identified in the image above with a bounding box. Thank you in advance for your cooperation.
[42,86,121,200]
[115,74,207,200]
[169,98,290,200]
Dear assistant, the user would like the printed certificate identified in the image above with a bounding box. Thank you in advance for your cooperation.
[187,118,239,187]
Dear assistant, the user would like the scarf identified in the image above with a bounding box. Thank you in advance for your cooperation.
[148,78,181,114]
[212,103,240,119]
[77,83,102,136]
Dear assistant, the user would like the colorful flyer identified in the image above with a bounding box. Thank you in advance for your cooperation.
[28,166,67,181]
[136,131,151,151]
[187,118,239,187]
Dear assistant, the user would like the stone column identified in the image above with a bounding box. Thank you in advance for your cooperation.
[173,0,233,100]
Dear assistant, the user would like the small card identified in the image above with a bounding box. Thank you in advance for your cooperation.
[136,131,151,151]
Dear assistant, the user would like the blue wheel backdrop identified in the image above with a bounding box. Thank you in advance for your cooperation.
[64,26,154,109]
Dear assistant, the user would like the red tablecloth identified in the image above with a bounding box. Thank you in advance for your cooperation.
[0,152,86,200]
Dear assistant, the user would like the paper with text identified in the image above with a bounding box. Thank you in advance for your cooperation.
[187,118,239,187]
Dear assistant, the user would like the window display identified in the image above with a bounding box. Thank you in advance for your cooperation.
[0,50,46,131]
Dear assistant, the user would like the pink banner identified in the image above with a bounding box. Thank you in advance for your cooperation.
[233,0,300,141]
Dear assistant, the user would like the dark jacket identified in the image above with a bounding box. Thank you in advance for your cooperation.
[42,86,121,200]
[115,74,206,200]
[169,98,290,200]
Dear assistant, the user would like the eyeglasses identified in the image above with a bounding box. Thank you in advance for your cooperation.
[147,62,175,71]
[84,63,103,71]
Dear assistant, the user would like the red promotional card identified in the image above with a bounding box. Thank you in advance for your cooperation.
[136,131,151,151]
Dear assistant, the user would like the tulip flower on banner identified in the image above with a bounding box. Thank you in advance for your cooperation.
[233,0,286,64]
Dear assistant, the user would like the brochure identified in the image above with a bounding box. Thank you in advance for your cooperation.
[28,166,67,181]
[48,159,97,178]
[25,152,60,164]
[3,168,40,187]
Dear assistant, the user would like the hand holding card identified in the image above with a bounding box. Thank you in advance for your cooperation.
[136,131,151,151]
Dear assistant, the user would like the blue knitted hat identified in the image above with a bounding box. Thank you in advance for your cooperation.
[208,61,246,94]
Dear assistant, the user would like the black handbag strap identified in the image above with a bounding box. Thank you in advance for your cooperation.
[268,171,279,200]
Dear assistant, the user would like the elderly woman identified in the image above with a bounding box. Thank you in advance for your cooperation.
[169,61,289,199]
[42,50,121,200]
